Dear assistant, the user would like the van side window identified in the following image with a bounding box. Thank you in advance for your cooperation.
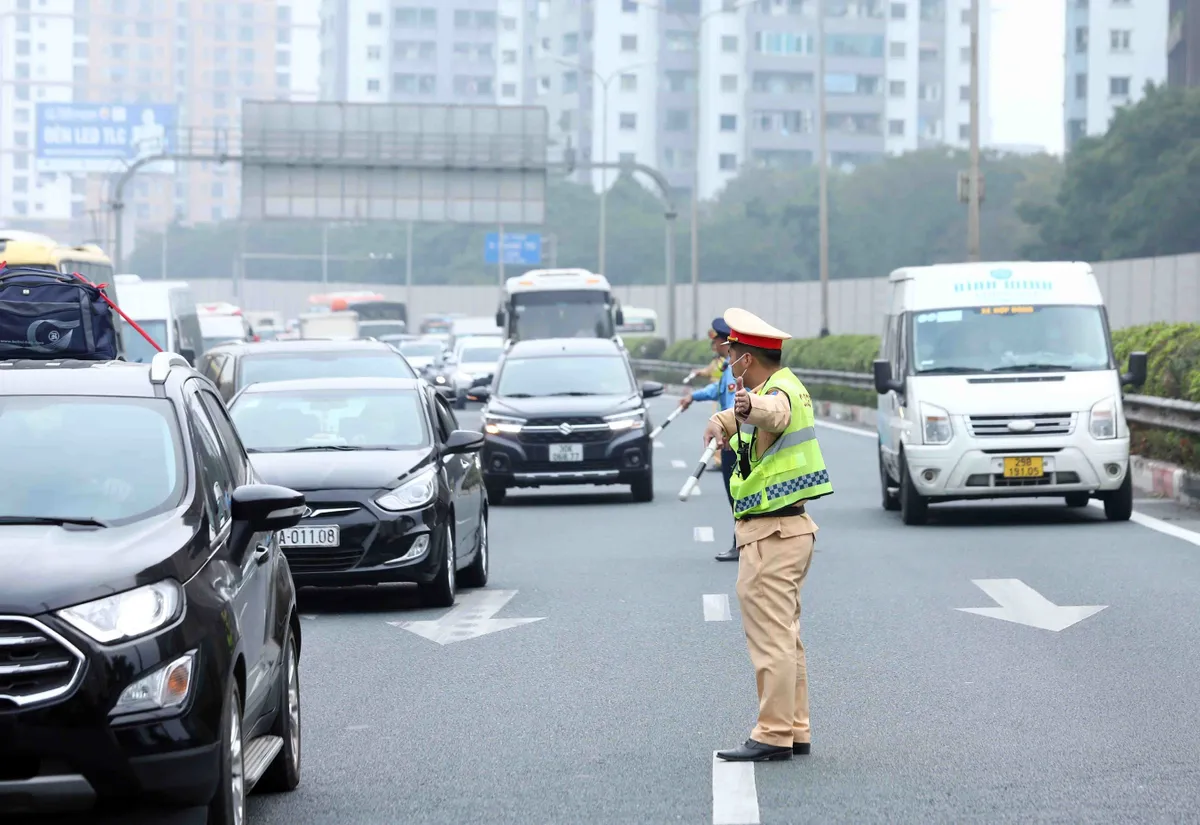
[895,313,910,378]
[880,314,894,365]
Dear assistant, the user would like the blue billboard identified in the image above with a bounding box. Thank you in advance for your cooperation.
[35,103,177,173]
[485,232,542,265]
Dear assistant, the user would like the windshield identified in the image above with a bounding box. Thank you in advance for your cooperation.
[511,291,614,341]
[497,355,634,397]
[121,319,168,363]
[400,342,444,358]
[360,321,407,337]
[239,351,416,388]
[230,388,430,452]
[910,305,1112,374]
[460,346,502,364]
[0,397,183,523]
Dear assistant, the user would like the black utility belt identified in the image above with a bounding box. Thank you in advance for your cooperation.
[739,503,806,520]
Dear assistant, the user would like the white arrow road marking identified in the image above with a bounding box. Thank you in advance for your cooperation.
[956,579,1106,632]
[694,526,714,542]
[703,594,731,622]
[672,459,687,469]
[712,752,760,825]
[388,590,544,645]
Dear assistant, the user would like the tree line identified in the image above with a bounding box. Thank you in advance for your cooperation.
[128,83,1200,285]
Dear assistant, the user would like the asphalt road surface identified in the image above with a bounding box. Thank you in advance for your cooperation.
[46,394,1200,824]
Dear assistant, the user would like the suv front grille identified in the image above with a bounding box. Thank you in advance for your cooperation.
[0,617,85,709]
[525,416,605,427]
[967,413,1075,437]
[521,429,612,444]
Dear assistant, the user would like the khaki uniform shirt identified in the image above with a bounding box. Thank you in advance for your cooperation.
[710,376,819,547]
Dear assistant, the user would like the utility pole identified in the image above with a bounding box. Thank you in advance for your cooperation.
[497,222,506,287]
[405,221,414,318]
[817,0,830,337]
[160,224,168,280]
[320,223,329,286]
[690,20,702,341]
[967,0,982,262]
[599,78,609,276]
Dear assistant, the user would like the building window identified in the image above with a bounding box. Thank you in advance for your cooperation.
[563,71,578,93]
[666,71,696,93]
[502,49,517,64]
[960,84,970,101]
[1109,76,1130,98]
[1075,26,1088,53]
[961,8,970,24]
[620,73,638,91]
[367,78,381,92]
[889,41,906,58]
[888,119,905,136]
[959,123,970,140]
[1075,73,1087,99]
[619,112,637,130]
[619,152,636,166]
[719,114,737,131]
[720,74,738,92]
[502,83,517,98]
[960,46,971,62]
[622,0,638,9]
[1110,29,1130,51]
[718,153,737,171]
[665,110,689,131]
[368,45,381,60]
[666,30,695,51]
[621,34,637,52]
[501,16,517,30]
[891,2,906,18]
[889,79,905,96]
[563,32,579,56]
[721,35,738,52]
[367,11,382,27]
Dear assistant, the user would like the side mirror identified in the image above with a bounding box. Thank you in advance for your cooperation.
[615,307,625,326]
[495,310,505,328]
[230,484,306,532]
[444,429,485,454]
[873,359,901,395]
[1121,351,1147,388]
[641,381,664,399]
[468,386,491,401]
[178,347,196,365]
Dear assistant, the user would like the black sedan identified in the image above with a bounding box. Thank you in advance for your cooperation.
[228,377,488,607]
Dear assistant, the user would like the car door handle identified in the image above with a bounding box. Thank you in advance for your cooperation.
[253,544,271,565]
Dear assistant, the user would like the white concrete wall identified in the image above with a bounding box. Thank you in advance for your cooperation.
[189,252,1200,341]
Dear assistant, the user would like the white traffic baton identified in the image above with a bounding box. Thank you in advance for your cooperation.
[648,405,683,439]
[678,438,718,501]
[682,367,703,385]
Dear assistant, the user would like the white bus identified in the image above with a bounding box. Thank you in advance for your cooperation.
[495,269,624,343]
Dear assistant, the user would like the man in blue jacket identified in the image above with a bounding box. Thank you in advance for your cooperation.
[678,317,740,561]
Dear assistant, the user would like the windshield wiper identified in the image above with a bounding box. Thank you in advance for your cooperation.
[0,515,108,528]
[545,391,600,397]
[915,366,981,375]
[989,364,1079,373]
[502,392,535,398]
[284,445,365,452]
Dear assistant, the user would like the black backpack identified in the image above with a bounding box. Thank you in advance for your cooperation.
[0,265,121,360]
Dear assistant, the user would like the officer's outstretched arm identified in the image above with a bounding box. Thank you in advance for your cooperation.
[743,391,791,433]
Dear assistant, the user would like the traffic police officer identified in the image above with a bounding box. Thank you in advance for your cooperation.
[703,308,833,763]
[678,318,740,561]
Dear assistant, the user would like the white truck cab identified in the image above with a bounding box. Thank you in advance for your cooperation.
[872,261,1147,525]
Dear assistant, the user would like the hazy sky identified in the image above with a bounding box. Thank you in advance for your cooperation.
[990,0,1064,154]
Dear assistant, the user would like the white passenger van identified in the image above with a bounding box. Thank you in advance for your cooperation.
[872,262,1147,525]
[113,275,203,365]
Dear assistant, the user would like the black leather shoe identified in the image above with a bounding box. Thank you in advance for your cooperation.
[793,742,811,755]
[716,739,792,762]
[715,546,739,562]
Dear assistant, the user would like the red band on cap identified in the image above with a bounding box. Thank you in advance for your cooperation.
[728,330,783,350]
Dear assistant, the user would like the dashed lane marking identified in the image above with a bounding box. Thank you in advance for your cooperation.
[712,752,760,824]
[672,459,687,469]
[702,594,731,622]
[694,526,714,542]
[655,440,665,449]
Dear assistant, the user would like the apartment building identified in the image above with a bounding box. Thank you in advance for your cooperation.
[1064,0,1167,151]
[1168,0,1199,88]
[0,0,320,245]
[318,0,538,105]
[537,0,992,201]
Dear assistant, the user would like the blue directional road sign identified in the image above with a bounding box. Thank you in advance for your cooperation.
[485,232,542,265]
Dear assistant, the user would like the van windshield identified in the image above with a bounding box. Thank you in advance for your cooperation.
[121,319,168,363]
[910,305,1112,375]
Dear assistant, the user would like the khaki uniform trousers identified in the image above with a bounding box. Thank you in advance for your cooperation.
[735,529,815,748]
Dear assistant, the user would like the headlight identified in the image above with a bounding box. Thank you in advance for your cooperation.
[57,580,182,644]
[112,651,196,716]
[604,410,646,431]
[484,413,525,435]
[919,402,952,445]
[434,375,447,384]
[1089,396,1117,439]
[376,466,438,511]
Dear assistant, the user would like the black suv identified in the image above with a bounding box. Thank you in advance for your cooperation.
[477,338,663,503]
[197,339,418,402]
[0,352,306,823]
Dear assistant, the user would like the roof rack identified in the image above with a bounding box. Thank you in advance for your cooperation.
[149,351,189,384]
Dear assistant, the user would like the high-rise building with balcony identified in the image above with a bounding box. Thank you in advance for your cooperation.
[1167,0,1199,88]
[536,0,992,201]
[1064,0,1167,152]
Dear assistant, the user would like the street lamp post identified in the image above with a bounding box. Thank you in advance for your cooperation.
[967,0,982,262]
[817,0,830,337]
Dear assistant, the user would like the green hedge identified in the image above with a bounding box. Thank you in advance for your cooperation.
[1111,322,1200,402]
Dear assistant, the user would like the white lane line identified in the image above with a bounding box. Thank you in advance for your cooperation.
[815,419,874,438]
[691,485,702,496]
[702,594,731,622]
[672,459,687,469]
[712,753,760,824]
[300,615,318,620]
[655,440,665,449]
[1088,500,1200,546]
[694,526,714,542]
